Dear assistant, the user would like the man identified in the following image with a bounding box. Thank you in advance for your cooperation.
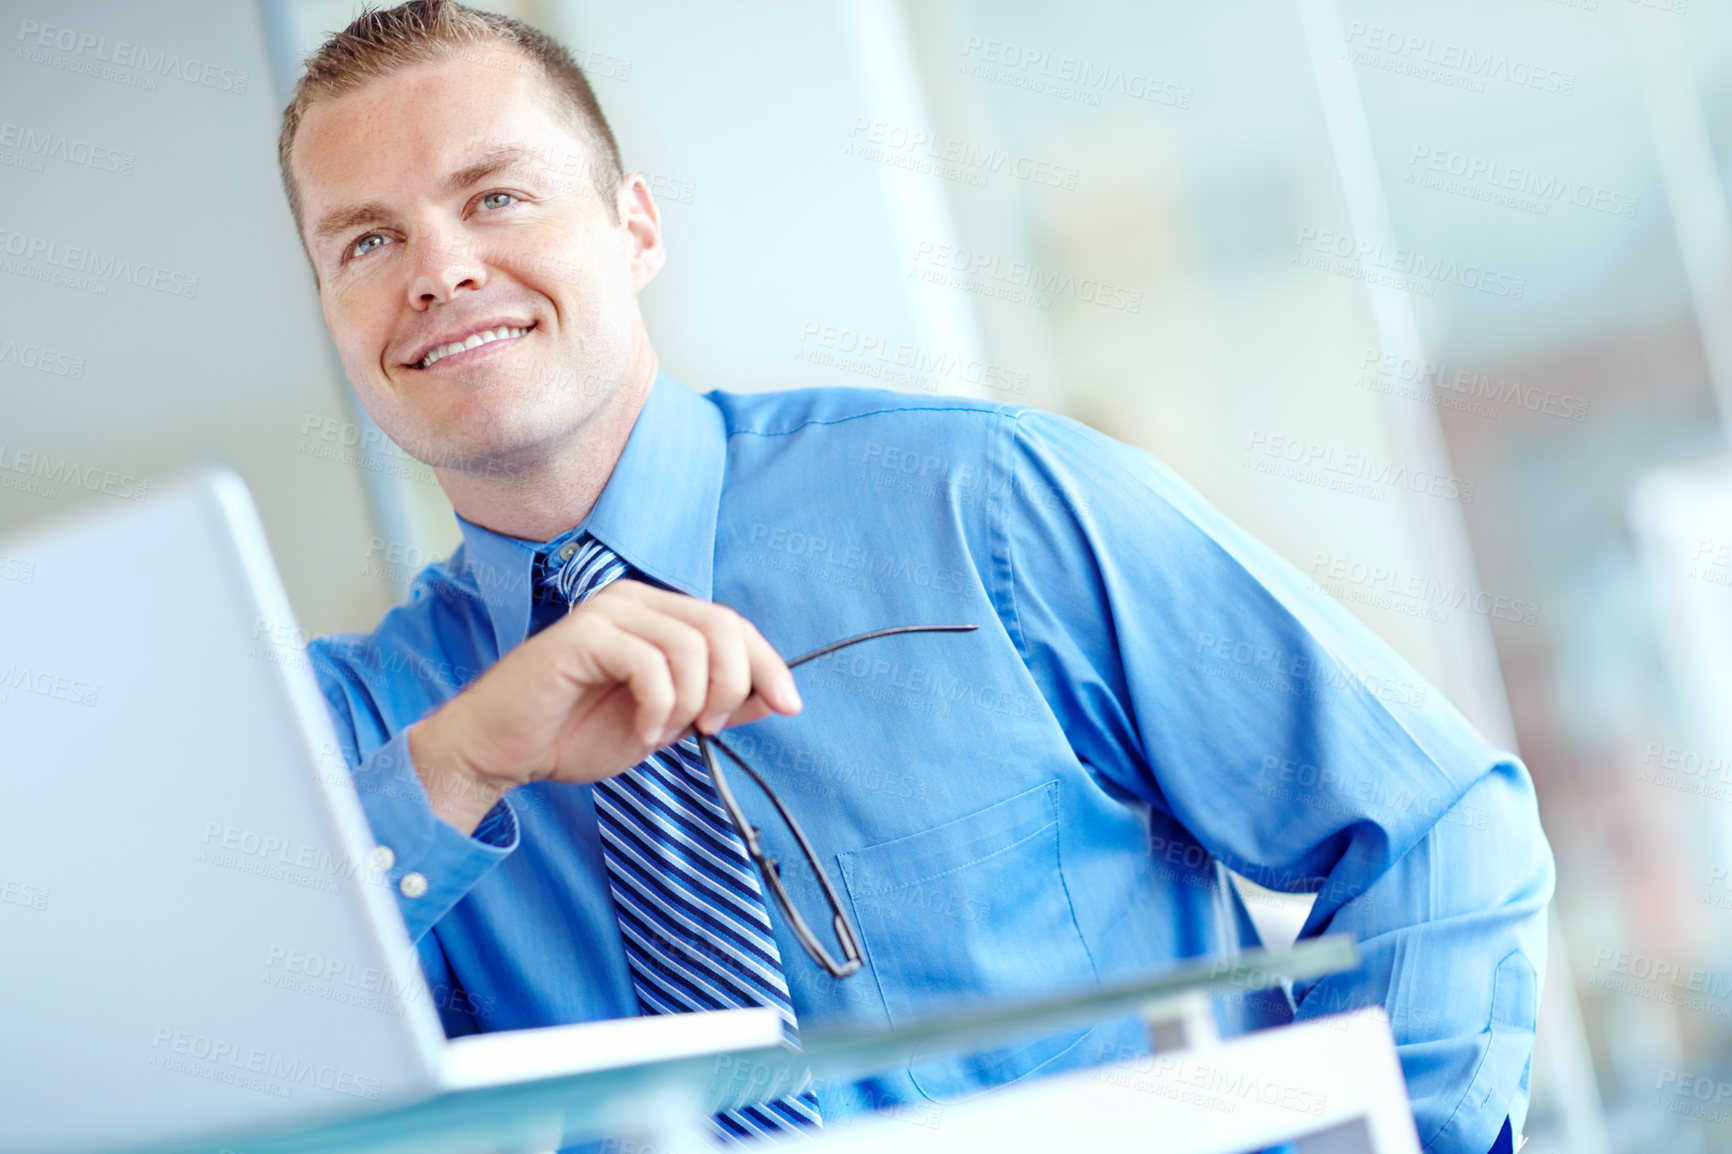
[281,2,1552,1150]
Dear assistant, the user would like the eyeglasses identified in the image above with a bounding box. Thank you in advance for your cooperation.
[694,624,978,979]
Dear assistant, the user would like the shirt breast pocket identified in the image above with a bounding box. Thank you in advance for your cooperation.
[835,779,1098,1102]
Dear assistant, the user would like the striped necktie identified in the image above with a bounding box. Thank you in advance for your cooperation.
[540,535,822,1141]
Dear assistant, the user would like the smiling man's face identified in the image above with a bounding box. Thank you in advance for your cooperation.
[290,41,661,477]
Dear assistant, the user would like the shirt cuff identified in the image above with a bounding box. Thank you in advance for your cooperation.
[346,728,519,944]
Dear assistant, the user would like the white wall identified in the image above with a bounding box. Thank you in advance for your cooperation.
[0,0,391,637]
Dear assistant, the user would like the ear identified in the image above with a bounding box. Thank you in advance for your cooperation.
[617,173,665,292]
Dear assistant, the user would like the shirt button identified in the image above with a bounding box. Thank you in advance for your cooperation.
[368,846,395,873]
[558,541,579,561]
[399,871,429,899]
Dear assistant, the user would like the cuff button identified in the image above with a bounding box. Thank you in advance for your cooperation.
[399,871,429,899]
[368,846,396,873]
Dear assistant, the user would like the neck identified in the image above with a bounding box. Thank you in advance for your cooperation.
[434,337,659,543]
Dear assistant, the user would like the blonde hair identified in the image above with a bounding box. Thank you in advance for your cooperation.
[277,0,622,252]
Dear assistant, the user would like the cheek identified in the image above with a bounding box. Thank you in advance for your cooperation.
[324,289,393,375]
[573,260,636,322]
[529,228,630,309]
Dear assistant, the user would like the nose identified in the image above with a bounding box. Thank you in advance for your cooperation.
[407,224,487,307]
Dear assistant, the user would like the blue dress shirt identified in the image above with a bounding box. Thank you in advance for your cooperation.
[309,372,1553,1153]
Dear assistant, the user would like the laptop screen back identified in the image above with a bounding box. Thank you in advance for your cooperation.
[0,468,443,1154]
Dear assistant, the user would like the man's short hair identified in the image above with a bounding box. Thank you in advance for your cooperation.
[277,0,624,261]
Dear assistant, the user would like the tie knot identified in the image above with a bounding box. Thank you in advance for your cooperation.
[539,534,630,607]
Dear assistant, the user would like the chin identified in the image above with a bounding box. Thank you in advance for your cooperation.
[413,411,569,475]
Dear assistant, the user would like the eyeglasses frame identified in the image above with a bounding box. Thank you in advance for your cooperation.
[694,623,978,979]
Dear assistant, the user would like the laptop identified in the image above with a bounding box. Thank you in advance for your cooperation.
[0,466,783,1154]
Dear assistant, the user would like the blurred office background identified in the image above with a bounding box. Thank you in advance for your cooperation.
[7,0,1732,1148]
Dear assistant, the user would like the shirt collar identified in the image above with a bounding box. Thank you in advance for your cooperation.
[451,370,726,655]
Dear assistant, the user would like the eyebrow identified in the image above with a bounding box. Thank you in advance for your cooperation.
[311,144,543,245]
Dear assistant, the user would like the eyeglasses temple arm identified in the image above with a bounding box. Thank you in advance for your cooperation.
[700,732,863,977]
[690,623,977,979]
[785,623,977,670]
[707,733,857,935]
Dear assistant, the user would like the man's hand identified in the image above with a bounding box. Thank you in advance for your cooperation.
[406,581,802,834]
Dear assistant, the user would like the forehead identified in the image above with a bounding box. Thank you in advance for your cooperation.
[292,42,589,218]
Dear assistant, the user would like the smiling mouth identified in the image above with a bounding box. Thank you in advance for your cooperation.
[412,322,536,370]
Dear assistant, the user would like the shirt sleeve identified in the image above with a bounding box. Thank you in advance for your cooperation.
[309,637,519,945]
[998,408,1554,1154]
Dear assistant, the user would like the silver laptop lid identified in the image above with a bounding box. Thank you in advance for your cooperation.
[0,466,445,1154]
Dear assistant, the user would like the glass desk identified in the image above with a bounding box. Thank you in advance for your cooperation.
[140,936,1358,1154]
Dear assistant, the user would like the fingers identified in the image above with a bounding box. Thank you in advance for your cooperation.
[739,616,802,718]
[600,600,713,745]
[571,616,683,747]
[697,605,751,734]
[650,594,802,732]
[720,691,776,731]
[569,582,801,748]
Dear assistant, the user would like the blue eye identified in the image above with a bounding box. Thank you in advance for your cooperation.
[481,191,516,210]
[352,233,387,259]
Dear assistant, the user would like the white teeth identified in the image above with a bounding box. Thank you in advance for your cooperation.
[418,325,529,368]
